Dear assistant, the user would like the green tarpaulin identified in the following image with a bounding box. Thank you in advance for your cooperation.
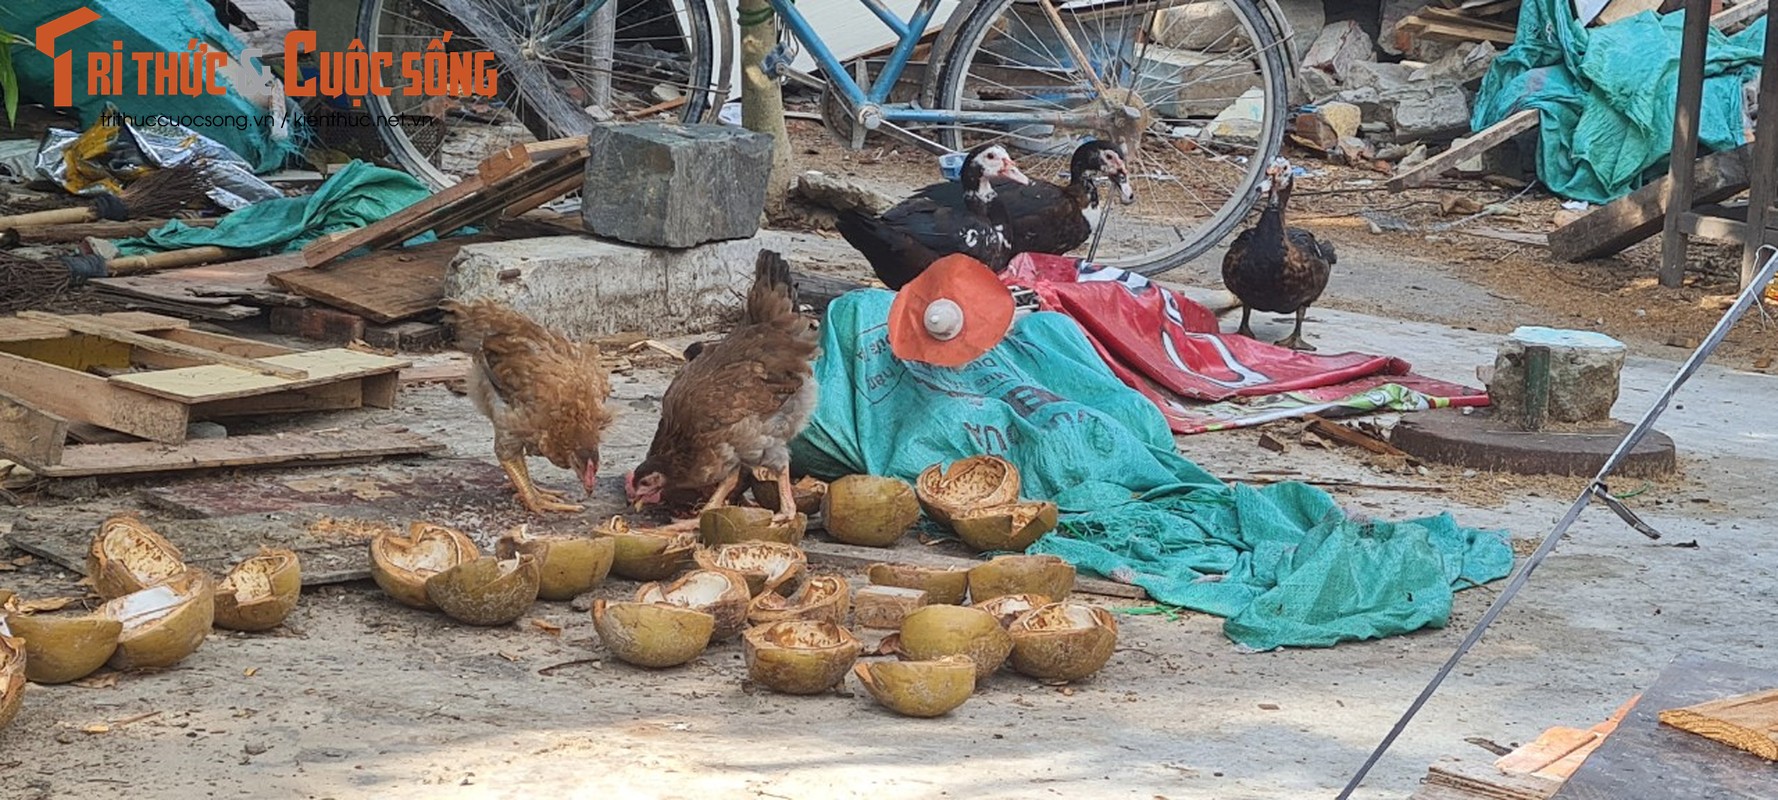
[792,291,1514,650]
[1473,0,1766,204]
[115,160,435,256]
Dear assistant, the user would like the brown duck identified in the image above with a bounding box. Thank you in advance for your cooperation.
[1221,158,1335,351]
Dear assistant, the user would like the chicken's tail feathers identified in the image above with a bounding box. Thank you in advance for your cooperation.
[747,249,798,325]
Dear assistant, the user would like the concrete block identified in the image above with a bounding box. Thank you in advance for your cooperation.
[1302,21,1376,92]
[443,231,797,340]
[1150,2,1241,51]
[1487,327,1626,426]
[580,122,774,248]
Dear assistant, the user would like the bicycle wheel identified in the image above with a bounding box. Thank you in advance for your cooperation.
[931,0,1288,276]
[359,0,731,189]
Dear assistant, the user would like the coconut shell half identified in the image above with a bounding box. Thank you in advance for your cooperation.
[747,575,850,627]
[820,475,920,548]
[214,549,302,632]
[425,556,542,626]
[742,620,861,695]
[894,604,1012,681]
[1007,602,1118,682]
[866,563,970,605]
[915,456,1021,530]
[749,474,828,516]
[967,554,1075,603]
[973,593,1049,630]
[950,500,1058,553]
[699,506,807,547]
[0,628,23,730]
[595,518,698,582]
[100,569,215,671]
[693,542,807,597]
[636,569,753,641]
[369,522,480,610]
[853,656,976,718]
[86,515,189,600]
[591,600,714,669]
[496,528,615,601]
[4,609,122,684]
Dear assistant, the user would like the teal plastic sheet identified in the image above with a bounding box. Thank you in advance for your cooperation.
[792,290,1514,650]
[115,160,434,255]
[0,0,299,173]
[1472,0,1766,204]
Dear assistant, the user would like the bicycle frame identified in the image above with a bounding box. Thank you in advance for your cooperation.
[542,0,1114,131]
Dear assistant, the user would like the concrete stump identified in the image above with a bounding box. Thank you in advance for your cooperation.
[444,231,794,339]
[580,122,774,248]
[1487,326,1626,427]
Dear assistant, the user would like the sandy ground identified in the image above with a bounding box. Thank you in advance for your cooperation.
[3,126,1778,799]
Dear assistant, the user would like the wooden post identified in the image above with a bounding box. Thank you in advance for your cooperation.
[1521,344,1551,432]
[1659,0,1711,288]
[1739,7,1778,290]
[737,0,793,215]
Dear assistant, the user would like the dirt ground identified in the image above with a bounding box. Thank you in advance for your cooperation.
[3,125,1778,799]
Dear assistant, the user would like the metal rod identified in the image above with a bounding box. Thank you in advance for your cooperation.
[1335,245,1778,799]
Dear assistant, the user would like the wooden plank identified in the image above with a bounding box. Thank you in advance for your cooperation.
[478,136,589,182]
[1736,8,1778,289]
[0,350,190,443]
[0,388,68,469]
[1551,143,1754,262]
[153,329,295,359]
[360,372,400,409]
[267,236,467,323]
[1454,228,1550,246]
[35,427,444,477]
[1389,110,1539,191]
[1659,689,1778,761]
[16,311,308,380]
[1304,414,1410,456]
[1678,211,1747,243]
[800,539,1149,600]
[82,285,262,321]
[109,348,409,404]
[1552,657,1778,799]
[191,379,368,418]
[1711,0,1767,32]
[0,311,187,343]
[1494,727,1602,776]
[1425,757,1562,800]
[301,175,488,267]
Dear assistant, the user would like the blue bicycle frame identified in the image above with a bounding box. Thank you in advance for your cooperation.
[539,0,1116,131]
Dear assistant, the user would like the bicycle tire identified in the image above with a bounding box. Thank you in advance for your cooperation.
[357,0,731,189]
[930,0,1289,277]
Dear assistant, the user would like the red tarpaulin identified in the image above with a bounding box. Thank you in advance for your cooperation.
[998,254,1489,434]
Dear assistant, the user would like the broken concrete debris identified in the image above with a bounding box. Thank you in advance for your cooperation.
[1486,327,1628,427]
[580,122,775,248]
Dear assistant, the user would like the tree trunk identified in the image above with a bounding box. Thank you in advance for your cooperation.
[737,0,793,215]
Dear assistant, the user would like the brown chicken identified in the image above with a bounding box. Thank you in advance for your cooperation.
[624,249,820,524]
[443,299,615,514]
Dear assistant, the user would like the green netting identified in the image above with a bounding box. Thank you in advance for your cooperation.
[1472,0,1766,204]
[114,160,435,256]
[792,290,1514,650]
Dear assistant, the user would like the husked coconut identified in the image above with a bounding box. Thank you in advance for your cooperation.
[821,475,920,547]
[214,549,302,632]
[749,474,828,515]
[591,600,714,668]
[973,593,1049,629]
[916,456,1021,530]
[3,608,122,684]
[369,522,479,610]
[743,620,861,695]
[595,517,698,581]
[1007,602,1118,682]
[892,604,1011,681]
[0,625,23,730]
[853,656,976,717]
[86,515,189,600]
[426,556,542,626]
[636,569,753,640]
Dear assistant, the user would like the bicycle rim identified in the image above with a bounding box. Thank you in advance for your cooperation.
[358,0,725,188]
[934,0,1288,276]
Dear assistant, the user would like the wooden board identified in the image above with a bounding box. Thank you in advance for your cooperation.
[1552,656,1778,799]
[1389,110,1540,191]
[1550,143,1754,261]
[17,311,307,380]
[0,386,68,468]
[1495,696,1638,780]
[800,538,1150,600]
[33,426,444,478]
[0,350,191,444]
[86,252,307,319]
[268,237,466,323]
[137,457,516,518]
[0,311,186,343]
[1660,689,1778,761]
[110,348,409,403]
[1425,757,1563,800]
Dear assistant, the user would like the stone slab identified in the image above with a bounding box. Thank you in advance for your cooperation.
[444,231,797,339]
[1490,326,1628,425]
[580,122,774,248]
[1390,408,1676,478]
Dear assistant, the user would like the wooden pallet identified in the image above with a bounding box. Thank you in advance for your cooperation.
[0,311,416,474]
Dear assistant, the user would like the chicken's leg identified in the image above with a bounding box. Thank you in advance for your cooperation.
[1274,306,1315,351]
[500,457,585,514]
[1236,306,1256,339]
[772,467,799,525]
[699,467,744,514]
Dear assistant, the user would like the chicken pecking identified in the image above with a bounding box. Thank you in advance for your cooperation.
[625,249,820,524]
[1221,157,1336,351]
[443,299,614,514]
